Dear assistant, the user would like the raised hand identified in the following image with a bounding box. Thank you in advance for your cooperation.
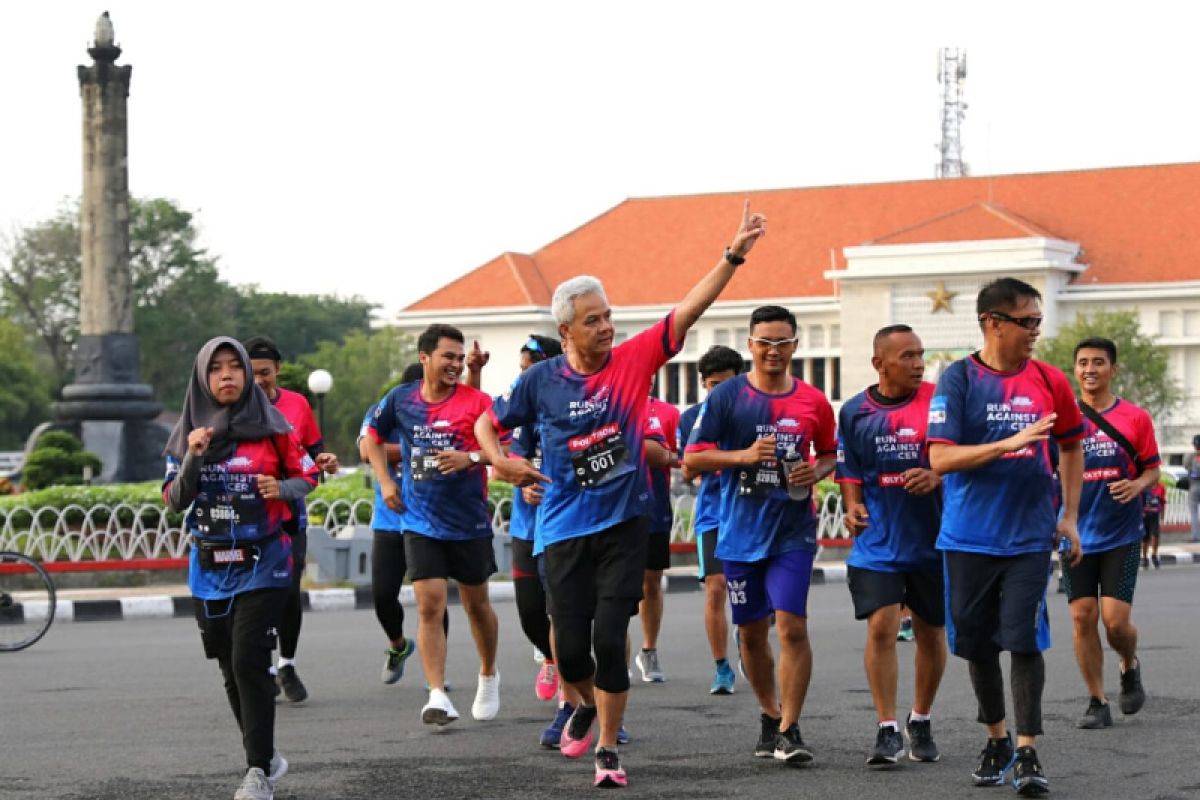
[467,340,490,373]
[729,199,768,260]
[187,427,214,456]
[315,452,340,475]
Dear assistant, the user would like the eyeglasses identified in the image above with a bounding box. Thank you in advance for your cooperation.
[748,336,799,350]
[984,311,1044,331]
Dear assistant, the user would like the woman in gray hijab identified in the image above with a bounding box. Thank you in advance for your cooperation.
[164,336,318,800]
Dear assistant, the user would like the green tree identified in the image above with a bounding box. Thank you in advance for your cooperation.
[295,327,415,458]
[234,289,376,362]
[1037,310,1183,417]
[0,318,51,449]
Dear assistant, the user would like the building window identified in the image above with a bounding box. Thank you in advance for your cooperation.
[830,325,841,348]
[713,328,730,346]
[665,362,681,405]
[734,328,748,351]
[685,362,699,405]
[1185,310,1200,337]
[831,357,841,401]
[809,326,825,349]
[791,358,805,380]
[1160,310,1181,337]
[811,357,827,392]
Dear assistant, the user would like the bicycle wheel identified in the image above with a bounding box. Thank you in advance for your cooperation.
[0,552,57,652]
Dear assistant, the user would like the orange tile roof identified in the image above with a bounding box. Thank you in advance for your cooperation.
[406,162,1200,310]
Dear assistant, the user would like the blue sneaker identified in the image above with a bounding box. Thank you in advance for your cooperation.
[540,703,574,749]
[617,722,630,745]
[710,659,736,695]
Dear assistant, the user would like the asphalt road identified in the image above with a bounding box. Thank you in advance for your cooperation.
[2,569,1198,799]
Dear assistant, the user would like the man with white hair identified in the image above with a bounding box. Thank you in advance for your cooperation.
[475,201,767,788]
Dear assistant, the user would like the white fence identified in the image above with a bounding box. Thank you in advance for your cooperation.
[0,489,1190,563]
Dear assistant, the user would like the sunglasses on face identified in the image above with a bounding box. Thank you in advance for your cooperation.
[749,336,799,350]
[983,311,1044,331]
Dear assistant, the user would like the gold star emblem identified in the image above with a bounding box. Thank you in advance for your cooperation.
[928,281,957,314]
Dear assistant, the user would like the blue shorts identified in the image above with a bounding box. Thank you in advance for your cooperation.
[724,548,816,625]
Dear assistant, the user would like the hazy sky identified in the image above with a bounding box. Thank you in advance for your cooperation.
[3,1,1198,321]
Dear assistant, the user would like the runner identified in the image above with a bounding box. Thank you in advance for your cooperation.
[361,324,500,726]
[677,345,743,695]
[475,200,767,788]
[927,277,1085,796]
[637,394,681,682]
[1141,481,1166,569]
[358,363,449,687]
[1066,336,1157,730]
[684,304,836,766]
[836,324,947,766]
[243,336,340,703]
[163,337,318,800]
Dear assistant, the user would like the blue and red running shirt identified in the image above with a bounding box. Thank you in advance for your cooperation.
[686,374,837,563]
[836,382,941,572]
[645,396,681,535]
[164,434,318,600]
[678,403,721,536]
[489,313,684,552]
[367,383,494,541]
[507,423,542,542]
[1078,398,1160,553]
[928,355,1084,555]
[359,404,405,533]
[272,386,323,530]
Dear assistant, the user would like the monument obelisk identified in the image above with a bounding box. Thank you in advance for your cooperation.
[50,12,167,482]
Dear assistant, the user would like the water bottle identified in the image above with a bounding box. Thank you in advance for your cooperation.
[782,447,810,501]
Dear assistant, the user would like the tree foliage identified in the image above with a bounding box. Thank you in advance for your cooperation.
[0,318,51,449]
[233,288,375,361]
[22,430,102,490]
[1037,310,1183,418]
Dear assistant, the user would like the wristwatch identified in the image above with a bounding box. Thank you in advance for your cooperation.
[724,247,745,266]
[468,452,482,465]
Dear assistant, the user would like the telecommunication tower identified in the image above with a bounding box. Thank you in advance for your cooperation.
[936,48,968,178]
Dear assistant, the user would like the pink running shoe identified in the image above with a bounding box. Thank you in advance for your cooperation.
[594,747,627,787]
[536,661,560,702]
[559,704,596,759]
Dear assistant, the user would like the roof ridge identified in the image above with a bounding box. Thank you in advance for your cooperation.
[979,202,1060,239]
[503,251,551,305]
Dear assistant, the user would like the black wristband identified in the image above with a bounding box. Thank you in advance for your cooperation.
[724,248,745,266]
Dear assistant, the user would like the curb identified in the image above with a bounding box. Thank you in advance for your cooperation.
[28,549,1196,623]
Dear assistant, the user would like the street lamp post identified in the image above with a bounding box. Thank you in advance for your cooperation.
[307,369,333,483]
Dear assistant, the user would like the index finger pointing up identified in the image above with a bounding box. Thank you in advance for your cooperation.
[742,198,750,228]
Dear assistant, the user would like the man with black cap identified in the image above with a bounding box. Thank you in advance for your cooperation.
[243,336,340,703]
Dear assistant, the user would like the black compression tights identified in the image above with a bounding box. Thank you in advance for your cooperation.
[969,651,1045,737]
[514,576,553,659]
[553,599,633,693]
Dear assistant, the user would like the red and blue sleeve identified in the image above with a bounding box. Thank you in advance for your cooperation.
[835,406,862,484]
[1049,367,1085,444]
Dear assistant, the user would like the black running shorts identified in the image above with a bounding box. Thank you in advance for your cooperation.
[1142,514,1160,541]
[944,550,1051,659]
[697,528,724,580]
[1062,541,1140,604]
[404,532,496,586]
[544,515,648,617]
[846,565,945,625]
[646,530,671,571]
[511,537,538,580]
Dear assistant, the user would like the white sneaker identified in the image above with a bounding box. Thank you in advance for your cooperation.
[421,687,459,725]
[472,671,501,721]
[233,767,273,800]
[268,750,287,788]
[635,649,666,682]
[533,647,547,663]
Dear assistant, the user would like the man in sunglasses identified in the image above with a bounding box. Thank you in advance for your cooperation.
[476,201,767,788]
[684,305,836,766]
[926,277,1085,796]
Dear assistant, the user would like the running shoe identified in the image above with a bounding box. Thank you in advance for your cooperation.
[536,661,560,701]
[754,713,781,758]
[276,665,308,703]
[472,671,501,721]
[1152,555,1160,569]
[1141,556,1150,570]
[904,714,940,762]
[234,767,273,800]
[1011,745,1050,796]
[560,703,597,759]
[420,687,459,725]
[896,617,915,642]
[710,659,736,695]
[541,703,574,749]
[971,734,1014,786]
[635,649,665,682]
[1076,697,1113,729]
[594,747,628,787]
[1119,659,1146,715]
[268,750,288,788]
[867,725,904,766]
[617,722,630,745]
[773,723,813,764]
[534,647,546,663]
[382,639,416,685]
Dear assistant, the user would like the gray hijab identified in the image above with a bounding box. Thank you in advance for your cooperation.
[164,336,293,463]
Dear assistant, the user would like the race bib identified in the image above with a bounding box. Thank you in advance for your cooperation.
[409,447,442,482]
[737,462,783,497]
[569,423,632,489]
[194,492,263,538]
